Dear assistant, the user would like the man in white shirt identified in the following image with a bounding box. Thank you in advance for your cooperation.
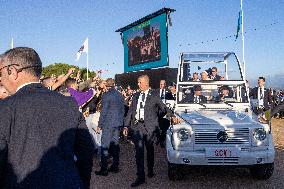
[123,75,179,187]
[249,77,272,114]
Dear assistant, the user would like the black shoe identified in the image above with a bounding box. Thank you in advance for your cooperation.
[147,171,155,178]
[131,178,145,187]
[95,169,108,176]
[108,166,119,173]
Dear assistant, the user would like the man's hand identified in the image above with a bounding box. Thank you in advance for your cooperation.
[67,68,76,75]
[83,107,90,118]
[93,76,99,81]
[95,89,101,97]
[123,127,128,137]
[95,127,101,134]
[171,116,182,125]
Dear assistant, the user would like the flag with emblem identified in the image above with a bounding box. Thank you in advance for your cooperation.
[75,38,88,61]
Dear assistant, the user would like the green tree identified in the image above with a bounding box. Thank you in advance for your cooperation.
[42,63,96,80]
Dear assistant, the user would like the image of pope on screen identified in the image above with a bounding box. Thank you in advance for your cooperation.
[127,22,161,66]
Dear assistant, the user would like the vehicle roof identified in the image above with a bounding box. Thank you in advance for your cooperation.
[181,52,236,64]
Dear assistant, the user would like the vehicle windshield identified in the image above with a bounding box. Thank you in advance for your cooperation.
[177,83,248,104]
[179,52,243,81]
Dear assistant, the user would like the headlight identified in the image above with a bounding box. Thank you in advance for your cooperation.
[253,128,267,141]
[177,129,189,141]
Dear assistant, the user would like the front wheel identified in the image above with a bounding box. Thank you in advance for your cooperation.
[168,162,185,181]
[250,162,274,180]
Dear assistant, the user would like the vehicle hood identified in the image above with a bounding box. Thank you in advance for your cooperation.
[176,110,257,125]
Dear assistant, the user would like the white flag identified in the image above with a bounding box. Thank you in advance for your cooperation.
[75,38,88,61]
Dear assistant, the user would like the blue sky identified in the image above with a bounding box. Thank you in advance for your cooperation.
[0,0,283,86]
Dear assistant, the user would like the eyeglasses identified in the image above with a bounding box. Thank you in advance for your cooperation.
[0,64,19,77]
[0,64,39,77]
[0,64,19,71]
[212,70,216,72]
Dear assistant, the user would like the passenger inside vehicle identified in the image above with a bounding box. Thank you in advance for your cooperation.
[215,85,233,102]
[181,85,207,103]
[191,72,200,81]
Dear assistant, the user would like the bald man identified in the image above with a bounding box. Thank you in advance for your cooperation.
[124,75,174,187]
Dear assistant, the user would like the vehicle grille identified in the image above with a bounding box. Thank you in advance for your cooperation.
[207,157,239,165]
[194,128,250,144]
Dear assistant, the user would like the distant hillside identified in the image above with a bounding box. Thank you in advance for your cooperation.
[269,74,284,89]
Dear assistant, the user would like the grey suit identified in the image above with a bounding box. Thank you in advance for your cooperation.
[0,83,94,189]
[98,87,125,171]
[124,89,171,179]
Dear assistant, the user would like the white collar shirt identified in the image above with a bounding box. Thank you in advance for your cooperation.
[135,89,149,120]
[193,95,200,103]
[258,86,265,106]
[16,81,40,93]
[258,86,265,100]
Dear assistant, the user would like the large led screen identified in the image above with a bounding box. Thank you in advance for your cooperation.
[123,13,168,72]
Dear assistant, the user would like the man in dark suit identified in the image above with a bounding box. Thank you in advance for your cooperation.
[210,67,222,80]
[123,75,177,187]
[249,77,272,114]
[95,78,125,176]
[156,80,174,103]
[181,85,207,103]
[155,80,174,148]
[0,47,94,189]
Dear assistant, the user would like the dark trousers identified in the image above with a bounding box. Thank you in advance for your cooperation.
[132,123,155,179]
[100,128,120,171]
[158,118,170,145]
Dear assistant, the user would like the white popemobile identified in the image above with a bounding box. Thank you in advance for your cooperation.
[166,52,275,180]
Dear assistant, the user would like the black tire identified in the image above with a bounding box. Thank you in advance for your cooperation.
[250,162,274,180]
[168,162,185,181]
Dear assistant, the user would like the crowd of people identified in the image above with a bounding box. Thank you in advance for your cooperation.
[0,47,283,189]
[0,47,180,188]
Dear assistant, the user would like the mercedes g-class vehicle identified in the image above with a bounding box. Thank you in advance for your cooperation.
[167,52,274,180]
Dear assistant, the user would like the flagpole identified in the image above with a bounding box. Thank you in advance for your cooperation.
[241,0,245,78]
[87,49,89,80]
[86,37,89,80]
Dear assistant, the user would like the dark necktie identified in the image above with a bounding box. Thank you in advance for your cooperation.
[161,90,165,99]
[260,88,263,99]
[140,92,145,108]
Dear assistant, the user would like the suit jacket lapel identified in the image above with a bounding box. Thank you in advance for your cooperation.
[144,89,153,108]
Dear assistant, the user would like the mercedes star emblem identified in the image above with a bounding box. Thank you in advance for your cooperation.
[217,131,228,143]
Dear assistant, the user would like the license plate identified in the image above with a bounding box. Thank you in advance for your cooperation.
[205,148,239,157]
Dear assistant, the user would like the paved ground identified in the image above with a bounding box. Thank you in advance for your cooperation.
[90,119,284,189]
